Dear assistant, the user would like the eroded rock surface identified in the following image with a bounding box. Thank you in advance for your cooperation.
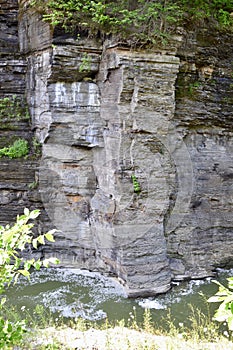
[0,0,40,225]
[168,30,233,280]
[0,0,232,296]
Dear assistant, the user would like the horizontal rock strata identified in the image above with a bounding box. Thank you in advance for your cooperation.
[0,0,232,296]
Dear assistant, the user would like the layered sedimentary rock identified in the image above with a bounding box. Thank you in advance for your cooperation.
[168,30,233,279]
[0,0,41,224]
[0,0,232,296]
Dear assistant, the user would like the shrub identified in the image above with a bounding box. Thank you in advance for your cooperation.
[208,277,233,332]
[29,0,233,46]
[0,208,59,347]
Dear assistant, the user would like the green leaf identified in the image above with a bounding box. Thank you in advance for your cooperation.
[0,298,6,307]
[37,235,45,245]
[227,277,233,290]
[43,257,60,267]
[34,260,42,270]
[230,302,233,314]
[14,274,19,285]
[208,295,225,303]
[214,308,230,322]
[43,260,49,268]
[228,315,233,330]
[2,230,14,244]
[0,206,57,296]
[18,270,30,278]
[45,231,56,242]
[223,295,233,304]
[24,261,32,271]
[32,238,38,249]
[48,257,60,265]
[29,210,40,220]
[24,208,30,216]
[218,301,230,311]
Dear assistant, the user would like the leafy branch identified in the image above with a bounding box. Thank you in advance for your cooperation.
[0,208,59,293]
[0,208,59,347]
[208,277,233,331]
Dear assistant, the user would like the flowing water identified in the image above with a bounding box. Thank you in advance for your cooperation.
[5,267,233,329]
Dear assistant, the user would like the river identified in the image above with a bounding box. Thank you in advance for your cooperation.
[5,267,232,330]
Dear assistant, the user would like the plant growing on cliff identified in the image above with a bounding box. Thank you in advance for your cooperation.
[30,0,183,44]
[30,0,233,46]
[0,208,59,347]
[79,52,92,72]
[181,0,233,27]
[0,95,30,121]
[0,138,29,159]
[188,81,202,96]
[208,277,233,332]
[32,137,42,158]
[131,174,141,193]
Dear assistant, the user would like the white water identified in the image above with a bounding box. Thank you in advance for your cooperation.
[5,268,233,326]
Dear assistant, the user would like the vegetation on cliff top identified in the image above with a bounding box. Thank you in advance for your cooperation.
[31,0,233,44]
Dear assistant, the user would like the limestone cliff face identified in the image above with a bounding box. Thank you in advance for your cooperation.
[0,0,41,224]
[169,30,233,280]
[0,0,232,296]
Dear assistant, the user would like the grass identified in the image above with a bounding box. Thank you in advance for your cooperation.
[1,303,233,349]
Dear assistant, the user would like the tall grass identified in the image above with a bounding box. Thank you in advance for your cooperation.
[1,303,233,349]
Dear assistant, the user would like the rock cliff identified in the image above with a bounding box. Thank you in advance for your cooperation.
[0,0,40,223]
[0,0,232,297]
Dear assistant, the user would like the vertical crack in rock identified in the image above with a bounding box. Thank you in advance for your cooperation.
[86,47,181,296]
[1,0,232,297]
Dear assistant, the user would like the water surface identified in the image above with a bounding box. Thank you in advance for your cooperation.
[5,267,232,329]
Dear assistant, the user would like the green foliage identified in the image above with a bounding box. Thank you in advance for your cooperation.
[143,308,154,333]
[28,180,38,190]
[29,0,183,44]
[188,81,202,95]
[181,0,233,27]
[0,303,231,349]
[131,174,141,193]
[79,52,91,73]
[0,138,29,159]
[0,95,30,121]
[17,307,231,349]
[32,137,42,158]
[30,0,233,45]
[0,208,59,348]
[162,303,223,343]
[208,277,233,331]
[0,314,27,349]
[0,208,59,293]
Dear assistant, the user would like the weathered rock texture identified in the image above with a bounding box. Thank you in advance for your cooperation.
[0,0,41,224]
[0,0,232,296]
[168,30,233,280]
